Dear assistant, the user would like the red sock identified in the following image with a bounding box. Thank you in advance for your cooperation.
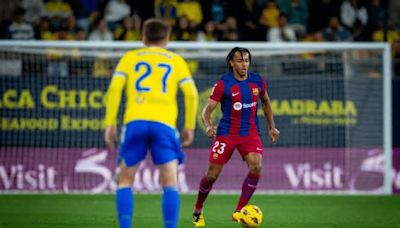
[194,176,214,213]
[235,172,260,211]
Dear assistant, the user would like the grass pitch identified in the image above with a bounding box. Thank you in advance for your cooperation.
[0,194,399,227]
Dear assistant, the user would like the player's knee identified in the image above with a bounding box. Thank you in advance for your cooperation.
[206,164,223,183]
[206,174,219,183]
[117,171,134,186]
[249,164,262,174]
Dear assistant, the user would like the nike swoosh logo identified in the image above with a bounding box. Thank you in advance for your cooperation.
[256,147,263,151]
[232,92,240,96]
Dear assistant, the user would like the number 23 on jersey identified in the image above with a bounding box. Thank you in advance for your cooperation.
[212,141,226,154]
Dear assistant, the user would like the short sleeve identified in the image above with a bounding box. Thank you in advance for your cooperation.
[210,80,224,102]
[261,77,267,98]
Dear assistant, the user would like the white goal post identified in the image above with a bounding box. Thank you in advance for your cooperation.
[0,41,392,194]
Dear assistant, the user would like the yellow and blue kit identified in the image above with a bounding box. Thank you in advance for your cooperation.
[105,46,198,166]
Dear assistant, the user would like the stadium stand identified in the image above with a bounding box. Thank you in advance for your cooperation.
[0,0,398,77]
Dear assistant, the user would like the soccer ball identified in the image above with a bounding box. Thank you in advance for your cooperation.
[239,205,263,227]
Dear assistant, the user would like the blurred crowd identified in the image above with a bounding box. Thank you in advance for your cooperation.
[0,0,399,76]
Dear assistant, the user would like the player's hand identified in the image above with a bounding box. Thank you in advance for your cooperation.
[181,128,194,147]
[104,125,118,150]
[269,127,280,143]
[205,125,216,138]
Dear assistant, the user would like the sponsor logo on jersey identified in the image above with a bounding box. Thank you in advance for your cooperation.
[233,102,242,110]
[233,101,257,110]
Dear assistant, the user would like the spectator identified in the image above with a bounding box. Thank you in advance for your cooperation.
[75,26,87,40]
[45,0,73,29]
[52,15,78,40]
[7,7,34,40]
[53,25,71,40]
[188,19,200,40]
[340,0,368,31]
[172,15,197,41]
[267,14,296,42]
[202,0,227,32]
[154,0,178,26]
[322,16,351,41]
[259,0,280,29]
[303,31,323,42]
[22,0,46,26]
[114,15,141,41]
[35,16,54,40]
[302,31,324,59]
[284,0,308,39]
[88,17,113,41]
[372,22,400,45]
[221,16,239,41]
[177,0,203,26]
[196,20,218,41]
[105,0,131,30]
[62,15,78,39]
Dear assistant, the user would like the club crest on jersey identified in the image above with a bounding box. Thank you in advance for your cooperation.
[136,95,145,103]
[252,88,259,96]
[213,153,218,159]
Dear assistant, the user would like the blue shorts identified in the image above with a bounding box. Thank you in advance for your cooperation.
[117,120,184,167]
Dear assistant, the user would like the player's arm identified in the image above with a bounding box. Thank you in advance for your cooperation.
[202,98,218,138]
[104,57,128,149]
[202,80,223,138]
[260,90,280,143]
[180,78,199,147]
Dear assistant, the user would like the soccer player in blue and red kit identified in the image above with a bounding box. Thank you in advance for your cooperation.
[192,47,280,227]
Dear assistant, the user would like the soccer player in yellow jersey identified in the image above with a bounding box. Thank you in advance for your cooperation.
[104,18,198,228]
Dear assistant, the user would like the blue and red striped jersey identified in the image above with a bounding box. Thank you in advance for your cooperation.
[210,71,267,136]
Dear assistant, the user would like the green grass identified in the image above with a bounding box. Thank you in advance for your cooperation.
[0,194,400,227]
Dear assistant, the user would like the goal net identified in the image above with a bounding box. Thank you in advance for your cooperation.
[0,41,392,194]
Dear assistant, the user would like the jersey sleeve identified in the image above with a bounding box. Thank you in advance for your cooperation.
[260,76,267,98]
[176,55,199,130]
[209,80,224,102]
[181,80,198,129]
[104,55,129,126]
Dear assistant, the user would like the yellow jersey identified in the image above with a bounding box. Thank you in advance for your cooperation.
[105,46,198,129]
